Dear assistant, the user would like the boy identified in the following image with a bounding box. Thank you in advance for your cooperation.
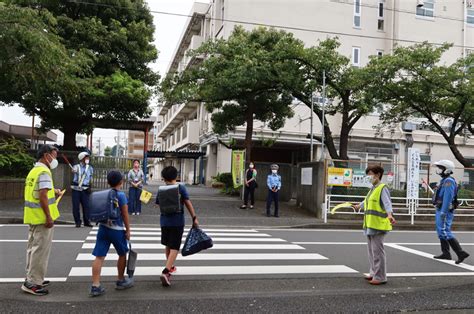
[266,164,282,217]
[156,166,199,287]
[90,170,133,297]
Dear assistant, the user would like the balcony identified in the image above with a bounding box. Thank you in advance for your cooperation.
[156,102,199,138]
[168,120,200,151]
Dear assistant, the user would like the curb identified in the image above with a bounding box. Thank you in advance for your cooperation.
[0,217,75,225]
[290,223,474,231]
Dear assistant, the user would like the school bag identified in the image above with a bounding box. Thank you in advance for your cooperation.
[182,227,213,256]
[89,189,120,223]
[157,184,183,215]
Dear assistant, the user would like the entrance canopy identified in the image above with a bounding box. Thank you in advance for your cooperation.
[91,118,154,132]
[147,150,205,159]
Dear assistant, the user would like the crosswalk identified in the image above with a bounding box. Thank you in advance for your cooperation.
[68,227,358,278]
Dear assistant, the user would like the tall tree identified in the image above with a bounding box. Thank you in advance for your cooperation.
[0,0,159,149]
[162,26,299,161]
[369,43,473,167]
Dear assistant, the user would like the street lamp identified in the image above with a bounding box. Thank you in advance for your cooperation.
[320,70,327,161]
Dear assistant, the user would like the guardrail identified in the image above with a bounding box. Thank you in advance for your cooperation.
[324,194,474,224]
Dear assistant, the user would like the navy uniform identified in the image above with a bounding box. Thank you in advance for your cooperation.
[266,164,281,217]
[432,160,469,264]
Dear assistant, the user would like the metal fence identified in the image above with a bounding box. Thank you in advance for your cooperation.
[90,156,137,190]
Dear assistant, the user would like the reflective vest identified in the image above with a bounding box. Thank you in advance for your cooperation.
[363,183,392,231]
[24,165,60,225]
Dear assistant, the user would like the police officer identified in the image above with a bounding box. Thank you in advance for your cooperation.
[266,164,281,217]
[432,160,469,264]
[71,152,94,227]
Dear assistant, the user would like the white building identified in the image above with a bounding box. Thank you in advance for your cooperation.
[154,0,474,186]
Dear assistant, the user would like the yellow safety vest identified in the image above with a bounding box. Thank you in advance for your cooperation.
[24,165,60,225]
[363,183,392,231]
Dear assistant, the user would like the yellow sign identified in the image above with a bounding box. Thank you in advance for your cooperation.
[327,167,353,187]
[140,189,153,204]
[330,202,354,214]
[232,150,245,188]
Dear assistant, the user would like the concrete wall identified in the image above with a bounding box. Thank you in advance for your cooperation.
[296,162,326,218]
[0,179,25,200]
[251,162,293,202]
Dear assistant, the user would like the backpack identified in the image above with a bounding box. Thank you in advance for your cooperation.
[89,189,120,223]
[157,184,182,215]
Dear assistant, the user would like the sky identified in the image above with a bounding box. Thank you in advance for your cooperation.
[0,0,208,147]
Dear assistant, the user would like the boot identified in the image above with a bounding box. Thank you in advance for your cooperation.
[433,239,451,260]
[447,238,470,264]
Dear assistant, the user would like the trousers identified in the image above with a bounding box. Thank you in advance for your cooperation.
[26,225,54,285]
[266,190,279,216]
[128,187,142,214]
[367,233,387,282]
[435,209,455,240]
[72,189,90,225]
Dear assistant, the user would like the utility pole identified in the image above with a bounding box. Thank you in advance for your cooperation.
[310,92,314,161]
[97,137,102,156]
[320,70,326,161]
[115,131,120,157]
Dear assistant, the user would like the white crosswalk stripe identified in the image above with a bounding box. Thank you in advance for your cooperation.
[69,228,358,278]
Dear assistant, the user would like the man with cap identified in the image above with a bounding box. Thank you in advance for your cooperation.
[71,151,94,227]
[266,164,282,217]
[22,145,62,295]
[432,160,469,264]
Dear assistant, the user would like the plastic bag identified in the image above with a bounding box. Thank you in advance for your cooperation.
[181,227,213,256]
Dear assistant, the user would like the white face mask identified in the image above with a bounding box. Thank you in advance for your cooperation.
[47,154,58,170]
[249,164,254,169]
[272,169,278,174]
[436,168,444,175]
[368,175,377,185]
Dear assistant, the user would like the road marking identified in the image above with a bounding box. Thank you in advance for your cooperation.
[92,227,258,232]
[293,242,474,246]
[69,265,357,277]
[76,253,328,261]
[82,243,305,250]
[0,277,68,283]
[257,229,474,234]
[85,236,285,242]
[87,231,271,237]
[0,240,84,243]
[385,244,474,271]
[385,272,474,277]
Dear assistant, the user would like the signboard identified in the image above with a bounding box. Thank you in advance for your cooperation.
[301,167,312,185]
[352,169,372,188]
[231,150,245,188]
[386,171,394,183]
[327,167,353,187]
[407,148,421,199]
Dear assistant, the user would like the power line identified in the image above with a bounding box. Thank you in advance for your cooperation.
[67,0,474,49]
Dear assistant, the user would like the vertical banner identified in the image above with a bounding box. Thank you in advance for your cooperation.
[231,150,245,188]
[407,148,421,199]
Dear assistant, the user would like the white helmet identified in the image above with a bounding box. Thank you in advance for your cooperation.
[78,152,90,161]
[433,160,455,175]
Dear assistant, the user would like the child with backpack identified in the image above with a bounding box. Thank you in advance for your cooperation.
[156,166,199,287]
[89,170,133,296]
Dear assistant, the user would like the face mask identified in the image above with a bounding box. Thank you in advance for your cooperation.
[47,154,58,170]
[249,164,254,169]
[85,159,90,165]
[368,175,377,185]
[436,168,444,175]
[272,170,278,174]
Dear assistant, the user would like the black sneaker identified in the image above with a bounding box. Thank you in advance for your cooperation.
[89,285,106,297]
[84,223,93,227]
[21,282,48,296]
[24,279,50,287]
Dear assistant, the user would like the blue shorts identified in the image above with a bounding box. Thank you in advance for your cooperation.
[92,225,129,257]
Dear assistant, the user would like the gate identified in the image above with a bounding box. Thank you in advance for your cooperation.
[90,156,137,190]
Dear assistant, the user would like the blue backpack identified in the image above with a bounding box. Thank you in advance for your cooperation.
[89,189,120,223]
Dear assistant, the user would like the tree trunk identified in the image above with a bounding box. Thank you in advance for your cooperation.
[447,137,472,168]
[244,109,254,162]
[62,126,78,150]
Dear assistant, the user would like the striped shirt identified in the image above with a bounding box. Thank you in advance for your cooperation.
[33,162,53,199]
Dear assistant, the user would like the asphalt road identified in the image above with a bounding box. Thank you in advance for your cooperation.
[1,225,473,313]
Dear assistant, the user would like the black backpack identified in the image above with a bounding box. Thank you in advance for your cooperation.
[89,189,120,223]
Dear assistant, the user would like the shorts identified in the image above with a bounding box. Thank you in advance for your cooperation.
[92,224,129,257]
[161,226,184,250]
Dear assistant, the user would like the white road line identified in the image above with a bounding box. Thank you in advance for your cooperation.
[0,240,84,243]
[0,277,68,283]
[293,242,474,246]
[85,236,285,242]
[81,243,305,250]
[385,272,474,277]
[257,229,474,234]
[76,253,328,261]
[385,244,474,271]
[68,265,357,276]
[87,232,271,237]
[92,227,258,232]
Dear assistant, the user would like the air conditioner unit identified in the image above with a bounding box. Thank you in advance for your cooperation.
[401,122,416,132]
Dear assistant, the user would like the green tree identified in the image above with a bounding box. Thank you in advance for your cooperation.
[369,43,473,167]
[0,1,159,149]
[162,26,299,161]
[104,146,112,157]
[0,137,35,178]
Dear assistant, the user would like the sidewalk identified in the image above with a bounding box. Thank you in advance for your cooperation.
[1,184,473,230]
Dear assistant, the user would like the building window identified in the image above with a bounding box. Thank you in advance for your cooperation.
[378,0,384,30]
[468,8,474,25]
[377,50,384,57]
[354,0,361,27]
[416,0,434,18]
[352,47,361,67]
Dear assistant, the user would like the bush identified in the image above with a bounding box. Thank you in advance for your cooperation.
[214,172,234,189]
[0,137,35,178]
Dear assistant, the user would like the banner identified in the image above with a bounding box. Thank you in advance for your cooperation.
[231,150,245,188]
[327,167,353,187]
[407,148,421,199]
[352,169,372,188]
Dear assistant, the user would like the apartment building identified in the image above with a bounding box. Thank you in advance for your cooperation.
[128,130,154,159]
[154,0,474,186]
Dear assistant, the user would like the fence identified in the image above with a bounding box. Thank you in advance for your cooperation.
[324,194,474,224]
[90,156,137,190]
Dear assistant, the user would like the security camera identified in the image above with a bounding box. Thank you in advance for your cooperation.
[416,0,424,7]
